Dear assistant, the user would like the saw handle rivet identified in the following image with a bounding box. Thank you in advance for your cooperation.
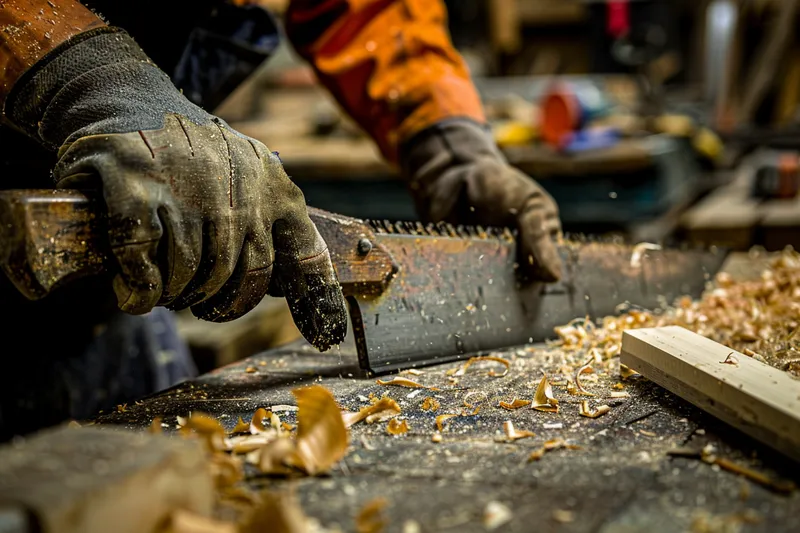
[357,237,373,256]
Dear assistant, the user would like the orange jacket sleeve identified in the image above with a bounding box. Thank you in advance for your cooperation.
[285,0,486,163]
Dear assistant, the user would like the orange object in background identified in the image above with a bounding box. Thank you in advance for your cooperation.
[285,0,486,163]
[540,87,581,147]
[540,81,611,148]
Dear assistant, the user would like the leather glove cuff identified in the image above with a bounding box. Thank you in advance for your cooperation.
[6,27,212,151]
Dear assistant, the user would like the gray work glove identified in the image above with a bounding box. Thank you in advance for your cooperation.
[5,28,346,350]
[400,120,563,282]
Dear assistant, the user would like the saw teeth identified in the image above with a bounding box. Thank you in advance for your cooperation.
[366,217,516,242]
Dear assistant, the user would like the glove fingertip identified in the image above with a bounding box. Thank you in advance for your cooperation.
[288,283,348,352]
[113,271,161,315]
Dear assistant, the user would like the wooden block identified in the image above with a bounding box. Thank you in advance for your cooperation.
[0,426,213,533]
[620,326,800,463]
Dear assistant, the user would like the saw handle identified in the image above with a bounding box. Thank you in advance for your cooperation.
[0,190,396,301]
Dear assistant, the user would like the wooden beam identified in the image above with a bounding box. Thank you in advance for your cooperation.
[620,326,800,463]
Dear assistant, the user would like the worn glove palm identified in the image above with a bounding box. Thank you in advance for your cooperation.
[400,120,563,282]
[6,28,346,349]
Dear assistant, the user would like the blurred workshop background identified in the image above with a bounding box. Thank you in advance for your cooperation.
[179,0,800,373]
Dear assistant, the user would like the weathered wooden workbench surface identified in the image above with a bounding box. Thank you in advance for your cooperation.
[95,332,800,532]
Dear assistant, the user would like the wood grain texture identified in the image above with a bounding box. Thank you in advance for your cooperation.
[621,326,800,463]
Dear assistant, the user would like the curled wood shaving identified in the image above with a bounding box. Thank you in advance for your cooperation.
[609,391,631,399]
[720,352,740,366]
[431,432,443,443]
[574,361,596,396]
[532,373,559,413]
[342,397,401,428]
[375,377,438,390]
[250,408,271,434]
[149,417,162,434]
[620,364,640,380]
[501,420,535,442]
[447,356,511,377]
[403,369,424,376]
[421,397,440,411]
[186,413,226,452]
[228,435,274,455]
[463,391,488,408]
[527,439,581,462]
[256,385,348,476]
[499,399,531,410]
[292,385,348,475]
[435,414,458,432]
[579,401,610,419]
[356,498,388,533]
[231,416,250,435]
[386,419,409,435]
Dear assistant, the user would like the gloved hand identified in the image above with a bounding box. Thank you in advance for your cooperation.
[5,28,346,350]
[400,120,563,282]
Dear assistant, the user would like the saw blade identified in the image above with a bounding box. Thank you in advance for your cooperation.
[346,219,727,375]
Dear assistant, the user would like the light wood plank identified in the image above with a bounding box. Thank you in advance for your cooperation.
[620,326,800,463]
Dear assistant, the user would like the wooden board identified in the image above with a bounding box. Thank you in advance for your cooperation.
[0,426,213,533]
[620,326,800,463]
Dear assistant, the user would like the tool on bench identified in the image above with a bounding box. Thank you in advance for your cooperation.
[0,190,727,374]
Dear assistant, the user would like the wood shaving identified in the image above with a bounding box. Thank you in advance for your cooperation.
[291,385,349,475]
[720,352,740,366]
[463,391,488,408]
[483,501,513,530]
[431,432,443,443]
[356,498,388,533]
[239,490,315,533]
[149,417,162,434]
[342,397,401,428]
[231,416,250,435]
[501,420,535,442]
[386,419,409,435]
[579,401,610,419]
[255,385,348,476]
[612,382,625,390]
[498,399,531,410]
[210,453,244,489]
[245,366,257,374]
[166,509,237,533]
[421,397,440,411]
[447,356,511,378]
[375,377,438,390]
[527,439,580,462]
[228,435,274,455]
[609,391,630,399]
[250,408,271,434]
[532,372,559,412]
[574,361,596,396]
[668,448,796,494]
[403,369,424,376]
[435,414,458,431]
[639,430,657,437]
[620,364,640,380]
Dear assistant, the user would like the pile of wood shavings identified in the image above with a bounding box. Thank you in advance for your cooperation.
[548,249,800,378]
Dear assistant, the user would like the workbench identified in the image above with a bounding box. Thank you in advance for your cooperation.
[94,281,800,532]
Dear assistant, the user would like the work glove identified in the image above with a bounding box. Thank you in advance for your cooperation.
[400,120,563,282]
[5,28,346,350]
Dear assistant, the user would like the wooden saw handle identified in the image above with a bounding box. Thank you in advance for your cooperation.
[0,190,396,300]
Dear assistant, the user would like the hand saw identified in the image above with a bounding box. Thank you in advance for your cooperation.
[0,189,727,374]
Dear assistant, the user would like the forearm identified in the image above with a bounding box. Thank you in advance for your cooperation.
[285,0,485,163]
[0,0,105,111]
